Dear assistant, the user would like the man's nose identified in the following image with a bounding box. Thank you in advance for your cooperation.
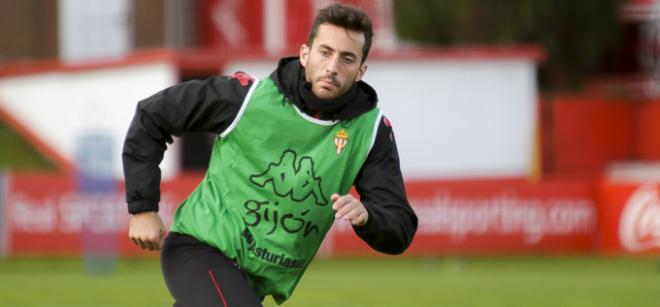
[325,55,339,75]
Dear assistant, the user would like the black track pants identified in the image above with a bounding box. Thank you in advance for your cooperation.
[161,232,263,307]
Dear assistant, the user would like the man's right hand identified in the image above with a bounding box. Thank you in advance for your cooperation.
[128,211,165,251]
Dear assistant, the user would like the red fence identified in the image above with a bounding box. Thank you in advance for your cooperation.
[3,173,658,257]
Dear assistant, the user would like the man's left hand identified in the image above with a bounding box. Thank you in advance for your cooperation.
[331,193,368,227]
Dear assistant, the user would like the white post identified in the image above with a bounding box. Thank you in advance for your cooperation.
[265,0,286,55]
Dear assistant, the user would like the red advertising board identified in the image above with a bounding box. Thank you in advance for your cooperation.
[598,181,660,254]
[6,173,658,257]
[3,173,200,257]
[326,179,599,256]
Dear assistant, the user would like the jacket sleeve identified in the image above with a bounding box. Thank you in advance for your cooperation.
[122,74,254,214]
[352,116,418,254]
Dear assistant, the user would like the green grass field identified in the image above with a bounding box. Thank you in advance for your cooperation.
[0,256,658,307]
[0,120,55,171]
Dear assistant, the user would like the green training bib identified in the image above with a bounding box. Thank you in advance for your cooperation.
[171,77,382,303]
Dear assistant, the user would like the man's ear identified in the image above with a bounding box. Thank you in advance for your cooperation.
[355,63,368,82]
[300,44,310,67]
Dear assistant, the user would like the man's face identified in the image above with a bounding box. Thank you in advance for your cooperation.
[300,23,368,100]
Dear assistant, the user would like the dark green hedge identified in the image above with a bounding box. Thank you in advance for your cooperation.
[394,0,624,90]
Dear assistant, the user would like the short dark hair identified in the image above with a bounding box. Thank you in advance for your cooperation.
[306,3,373,64]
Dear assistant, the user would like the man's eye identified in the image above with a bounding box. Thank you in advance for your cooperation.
[320,50,330,57]
[343,57,355,64]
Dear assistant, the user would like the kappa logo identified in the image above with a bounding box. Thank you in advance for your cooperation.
[619,184,660,252]
[250,150,327,206]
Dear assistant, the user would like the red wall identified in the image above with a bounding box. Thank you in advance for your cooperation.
[636,100,660,160]
[548,96,636,175]
[198,0,264,50]
[545,96,660,176]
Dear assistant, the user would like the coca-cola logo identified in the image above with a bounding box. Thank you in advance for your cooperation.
[619,184,660,252]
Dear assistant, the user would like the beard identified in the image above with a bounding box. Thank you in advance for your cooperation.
[309,73,347,99]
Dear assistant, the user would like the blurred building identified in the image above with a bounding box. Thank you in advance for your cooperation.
[0,0,191,62]
[0,0,396,62]
[0,0,411,176]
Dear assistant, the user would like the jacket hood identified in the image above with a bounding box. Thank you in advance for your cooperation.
[269,56,378,120]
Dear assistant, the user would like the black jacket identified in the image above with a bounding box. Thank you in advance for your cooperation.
[122,57,417,254]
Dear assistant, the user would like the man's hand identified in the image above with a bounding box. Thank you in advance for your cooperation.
[331,193,368,227]
[128,211,165,251]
